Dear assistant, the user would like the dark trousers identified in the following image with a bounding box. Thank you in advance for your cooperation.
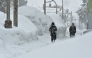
[51,33,56,42]
[70,32,75,37]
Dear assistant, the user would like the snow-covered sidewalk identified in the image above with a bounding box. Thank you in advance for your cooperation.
[14,31,92,58]
[6,31,81,58]
[4,34,52,58]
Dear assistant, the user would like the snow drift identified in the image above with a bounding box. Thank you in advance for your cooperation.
[0,12,39,58]
[18,6,66,38]
[18,6,53,35]
[0,14,38,45]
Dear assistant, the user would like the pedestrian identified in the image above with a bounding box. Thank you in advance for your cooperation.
[49,22,57,42]
[69,23,76,37]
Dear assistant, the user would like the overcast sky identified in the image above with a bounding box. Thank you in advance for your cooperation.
[27,0,82,19]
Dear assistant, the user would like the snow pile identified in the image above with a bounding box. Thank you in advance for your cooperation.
[18,6,53,35]
[15,31,92,58]
[0,14,38,44]
[18,6,66,37]
[0,12,39,58]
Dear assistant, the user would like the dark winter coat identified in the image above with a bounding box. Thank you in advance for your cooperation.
[69,26,76,34]
[49,25,57,37]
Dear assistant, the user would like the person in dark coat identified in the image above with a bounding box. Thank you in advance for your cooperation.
[69,23,76,37]
[49,22,57,42]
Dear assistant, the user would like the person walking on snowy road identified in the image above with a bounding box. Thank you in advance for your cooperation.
[69,23,76,37]
[49,22,57,42]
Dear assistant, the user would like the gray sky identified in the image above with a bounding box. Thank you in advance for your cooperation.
[27,0,82,19]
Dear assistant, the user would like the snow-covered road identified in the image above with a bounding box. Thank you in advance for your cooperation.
[5,31,81,58]
[5,34,52,58]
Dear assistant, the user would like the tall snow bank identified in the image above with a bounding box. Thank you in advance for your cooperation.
[0,11,39,58]
[48,14,66,38]
[0,12,38,45]
[18,6,53,35]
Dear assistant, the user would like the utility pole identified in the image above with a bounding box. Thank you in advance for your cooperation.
[14,0,18,27]
[87,2,88,29]
[44,0,46,15]
[62,0,64,19]
[7,0,10,21]
[71,11,72,24]
[4,0,12,28]
[54,1,57,14]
